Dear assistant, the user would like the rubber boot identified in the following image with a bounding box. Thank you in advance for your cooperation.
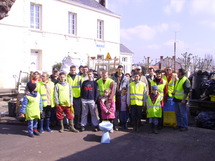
[59,120,64,133]
[74,115,81,129]
[69,119,79,133]
[45,119,52,132]
[39,119,44,133]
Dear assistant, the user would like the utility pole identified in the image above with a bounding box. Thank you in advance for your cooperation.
[173,32,177,72]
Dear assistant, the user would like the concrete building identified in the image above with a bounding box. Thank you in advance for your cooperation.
[0,0,133,90]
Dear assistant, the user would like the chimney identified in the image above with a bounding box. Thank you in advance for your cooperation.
[96,0,108,8]
[159,56,163,70]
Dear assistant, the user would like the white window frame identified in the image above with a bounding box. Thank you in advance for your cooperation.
[97,19,104,40]
[30,3,42,30]
[68,12,77,35]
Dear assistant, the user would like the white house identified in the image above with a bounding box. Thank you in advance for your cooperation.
[0,0,133,90]
[119,44,133,74]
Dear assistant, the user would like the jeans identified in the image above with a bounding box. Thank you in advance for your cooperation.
[81,100,99,126]
[131,105,143,119]
[27,119,38,134]
[175,101,188,128]
[149,117,159,126]
[119,111,129,125]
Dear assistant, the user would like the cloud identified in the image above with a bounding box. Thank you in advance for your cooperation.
[164,0,186,14]
[121,23,169,41]
[190,0,215,15]
[200,20,215,28]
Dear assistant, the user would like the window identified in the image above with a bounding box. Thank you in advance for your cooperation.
[97,20,104,40]
[97,55,104,59]
[30,3,41,29]
[68,12,77,35]
[122,57,127,62]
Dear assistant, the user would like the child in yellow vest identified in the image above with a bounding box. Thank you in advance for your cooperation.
[20,82,43,137]
[147,85,163,134]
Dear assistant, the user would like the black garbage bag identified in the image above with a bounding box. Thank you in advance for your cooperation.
[195,112,215,129]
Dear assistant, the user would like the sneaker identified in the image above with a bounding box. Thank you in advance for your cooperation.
[46,128,53,132]
[93,126,99,132]
[28,133,34,137]
[180,127,188,131]
[80,126,85,132]
[33,130,40,136]
[39,129,44,133]
[114,126,119,131]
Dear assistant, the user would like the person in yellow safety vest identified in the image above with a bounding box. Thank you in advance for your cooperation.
[128,72,147,132]
[96,70,115,123]
[135,66,149,95]
[19,82,43,137]
[67,65,82,129]
[149,70,168,129]
[147,85,163,134]
[173,68,191,131]
[55,72,79,133]
[150,70,168,106]
[80,65,89,82]
[162,67,178,98]
[37,72,55,133]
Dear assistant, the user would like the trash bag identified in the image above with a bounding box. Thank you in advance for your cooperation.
[195,112,215,129]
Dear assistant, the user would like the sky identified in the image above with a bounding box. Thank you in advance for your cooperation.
[108,0,215,64]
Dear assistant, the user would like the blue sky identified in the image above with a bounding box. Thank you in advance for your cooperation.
[108,0,215,64]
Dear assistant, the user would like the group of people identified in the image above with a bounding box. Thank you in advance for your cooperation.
[19,64,191,137]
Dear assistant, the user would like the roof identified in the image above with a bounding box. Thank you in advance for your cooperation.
[120,44,133,54]
[69,0,114,14]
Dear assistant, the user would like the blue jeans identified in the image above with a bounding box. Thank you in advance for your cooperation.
[119,111,129,127]
[175,102,188,128]
[27,119,38,134]
[149,117,159,126]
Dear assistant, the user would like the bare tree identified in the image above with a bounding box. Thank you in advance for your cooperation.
[139,56,153,68]
[0,0,16,20]
[203,54,213,71]
[192,55,200,73]
[177,52,192,73]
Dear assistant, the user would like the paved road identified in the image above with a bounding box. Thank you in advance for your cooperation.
[1,123,215,161]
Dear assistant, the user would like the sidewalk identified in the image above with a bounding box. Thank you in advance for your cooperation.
[0,99,26,125]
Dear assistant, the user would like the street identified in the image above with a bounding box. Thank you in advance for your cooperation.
[1,123,215,161]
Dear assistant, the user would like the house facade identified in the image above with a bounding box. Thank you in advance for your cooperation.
[0,0,126,89]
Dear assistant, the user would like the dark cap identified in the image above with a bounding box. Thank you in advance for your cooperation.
[27,82,36,93]
[52,68,59,72]
[152,85,158,90]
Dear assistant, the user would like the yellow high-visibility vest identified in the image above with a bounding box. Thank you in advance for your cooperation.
[129,81,145,106]
[150,79,167,98]
[174,76,189,100]
[162,75,176,97]
[67,75,81,98]
[97,78,114,99]
[37,81,55,107]
[25,94,41,120]
[147,95,162,118]
[56,83,71,107]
